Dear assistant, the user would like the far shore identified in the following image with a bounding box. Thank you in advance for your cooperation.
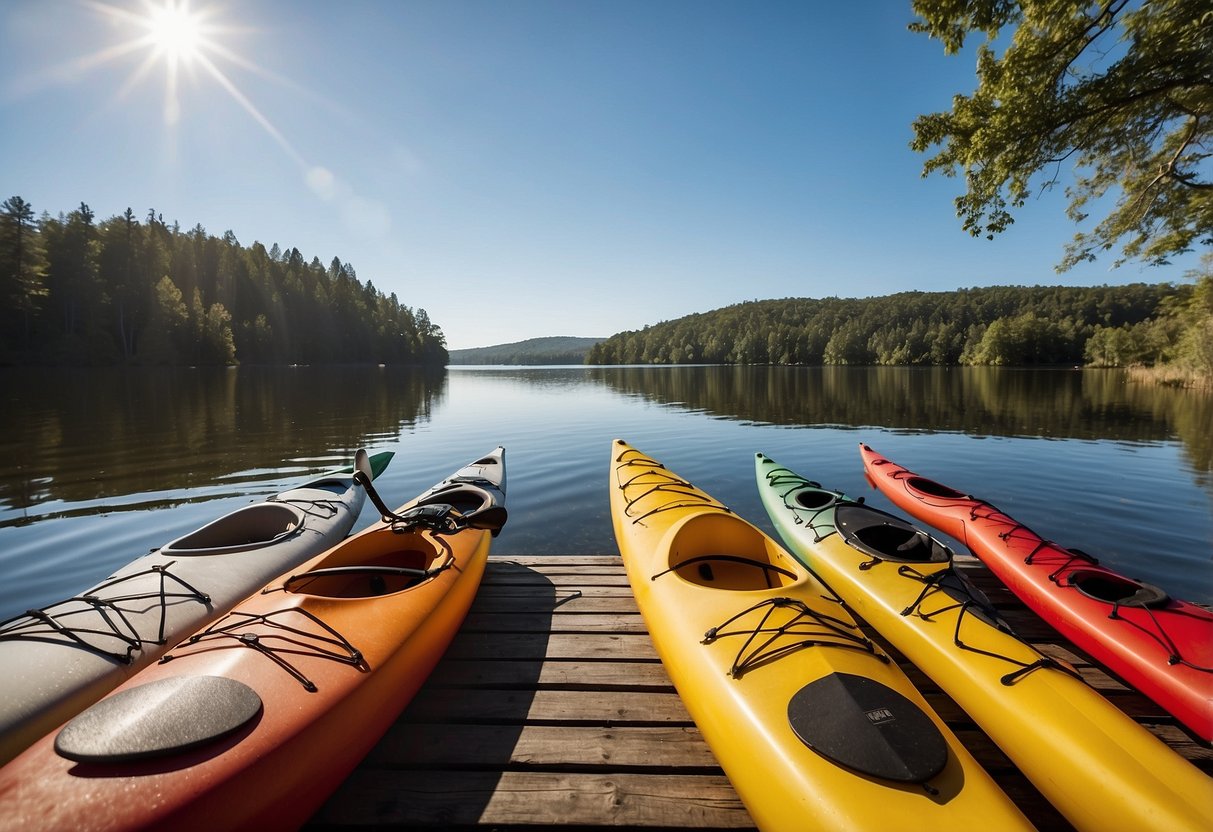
[1128,365,1213,390]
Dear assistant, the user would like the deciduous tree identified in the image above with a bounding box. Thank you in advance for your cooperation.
[910,0,1212,270]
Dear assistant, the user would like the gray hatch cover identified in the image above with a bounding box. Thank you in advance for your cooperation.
[54,675,262,763]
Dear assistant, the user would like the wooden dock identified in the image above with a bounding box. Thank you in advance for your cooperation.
[307,555,1212,830]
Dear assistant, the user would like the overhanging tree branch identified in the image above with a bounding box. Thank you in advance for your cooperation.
[911,0,1213,270]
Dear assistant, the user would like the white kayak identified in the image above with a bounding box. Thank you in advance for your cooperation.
[0,449,393,766]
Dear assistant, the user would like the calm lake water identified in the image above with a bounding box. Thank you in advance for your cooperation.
[1,364,1211,620]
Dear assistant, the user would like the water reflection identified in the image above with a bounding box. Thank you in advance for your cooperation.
[589,366,1213,477]
[1,366,446,522]
[1,365,1210,615]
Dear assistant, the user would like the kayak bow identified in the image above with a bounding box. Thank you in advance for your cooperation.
[609,440,1029,831]
[0,447,505,832]
[859,442,1213,745]
[0,450,392,766]
[757,451,1213,831]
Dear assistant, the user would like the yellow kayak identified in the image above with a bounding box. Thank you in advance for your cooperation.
[608,440,1031,831]
[754,452,1213,832]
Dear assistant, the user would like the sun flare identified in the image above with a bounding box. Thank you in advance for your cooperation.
[145,1,205,64]
[75,1,290,152]
[61,1,307,165]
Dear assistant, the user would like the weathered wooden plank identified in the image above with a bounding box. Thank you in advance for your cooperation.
[446,632,660,661]
[471,593,640,614]
[482,572,632,587]
[427,659,671,690]
[413,677,976,728]
[486,563,624,576]
[402,688,694,725]
[315,765,1072,832]
[310,771,753,829]
[311,556,1204,831]
[462,611,649,634]
[491,555,622,567]
[476,584,636,599]
[360,723,720,770]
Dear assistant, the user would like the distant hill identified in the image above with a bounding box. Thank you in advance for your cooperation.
[447,336,604,365]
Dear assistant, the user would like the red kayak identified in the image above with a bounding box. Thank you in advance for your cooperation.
[860,443,1213,744]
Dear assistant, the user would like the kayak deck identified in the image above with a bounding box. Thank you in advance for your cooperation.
[307,555,1211,831]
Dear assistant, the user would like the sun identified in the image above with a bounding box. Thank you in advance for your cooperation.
[145,1,205,64]
[65,1,305,163]
[78,0,227,124]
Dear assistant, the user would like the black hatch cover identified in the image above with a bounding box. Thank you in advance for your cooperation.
[55,675,262,763]
[787,672,949,783]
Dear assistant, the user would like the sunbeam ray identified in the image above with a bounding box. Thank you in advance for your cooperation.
[194,52,306,168]
[53,1,308,162]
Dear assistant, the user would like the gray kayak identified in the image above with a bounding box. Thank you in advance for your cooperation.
[0,449,392,766]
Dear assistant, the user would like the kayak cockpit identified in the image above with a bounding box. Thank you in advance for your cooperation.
[793,489,836,510]
[1065,569,1170,609]
[161,503,304,556]
[281,536,449,598]
[905,476,968,500]
[658,512,800,591]
[834,505,951,565]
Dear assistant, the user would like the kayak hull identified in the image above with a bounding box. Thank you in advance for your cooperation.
[0,450,392,766]
[758,452,1213,831]
[859,443,1213,745]
[609,440,1029,832]
[0,447,504,831]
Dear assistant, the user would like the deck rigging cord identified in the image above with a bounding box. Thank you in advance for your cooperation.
[0,561,211,662]
[766,466,1097,685]
[895,562,1085,685]
[267,494,341,520]
[701,597,885,678]
[614,448,733,525]
[873,455,1213,674]
[160,607,365,692]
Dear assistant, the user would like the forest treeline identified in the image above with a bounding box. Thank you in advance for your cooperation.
[0,196,447,367]
[587,281,1213,374]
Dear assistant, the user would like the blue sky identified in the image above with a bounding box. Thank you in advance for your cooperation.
[1,0,1202,350]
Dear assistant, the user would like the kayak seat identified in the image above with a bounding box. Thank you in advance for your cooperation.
[660,512,800,591]
[834,505,950,565]
[283,540,444,598]
[1065,569,1170,609]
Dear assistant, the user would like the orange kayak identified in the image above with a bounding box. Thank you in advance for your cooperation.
[0,450,393,768]
[0,447,507,831]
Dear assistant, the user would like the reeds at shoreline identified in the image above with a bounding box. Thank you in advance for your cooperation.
[1127,365,1213,390]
